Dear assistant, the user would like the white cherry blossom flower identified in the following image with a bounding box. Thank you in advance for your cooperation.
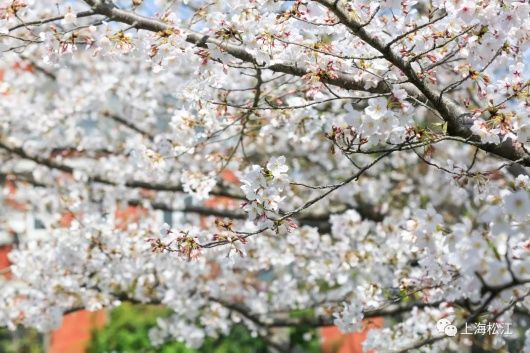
[334,302,364,333]
[503,190,530,221]
[266,156,288,179]
[62,9,77,25]
[365,97,388,120]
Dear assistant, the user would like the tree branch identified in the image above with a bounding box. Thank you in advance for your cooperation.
[314,0,529,168]
[0,140,243,199]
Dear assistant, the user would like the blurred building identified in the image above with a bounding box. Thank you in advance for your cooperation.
[320,318,384,353]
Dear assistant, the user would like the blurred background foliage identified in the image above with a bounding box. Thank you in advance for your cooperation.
[0,304,320,353]
[87,303,320,353]
[0,326,44,353]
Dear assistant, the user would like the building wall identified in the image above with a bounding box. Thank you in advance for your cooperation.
[49,311,106,353]
[0,245,12,279]
[320,318,384,353]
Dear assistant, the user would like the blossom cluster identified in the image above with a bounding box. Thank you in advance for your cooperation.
[0,0,529,352]
[240,156,290,226]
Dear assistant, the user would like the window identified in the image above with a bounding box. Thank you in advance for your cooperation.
[163,210,173,226]
[33,218,45,230]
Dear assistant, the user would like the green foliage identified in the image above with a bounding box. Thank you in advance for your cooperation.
[287,309,321,353]
[88,303,192,353]
[201,325,268,353]
[88,303,322,353]
[0,327,44,353]
[288,326,321,353]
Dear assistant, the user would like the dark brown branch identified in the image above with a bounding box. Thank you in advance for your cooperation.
[81,0,388,94]
[81,0,529,168]
[314,0,529,168]
[9,11,98,32]
[0,169,376,231]
[0,140,243,199]
[103,112,156,141]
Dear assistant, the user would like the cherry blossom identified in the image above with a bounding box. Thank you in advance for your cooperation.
[365,97,388,121]
[333,302,363,333]
[0,0,528,352]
